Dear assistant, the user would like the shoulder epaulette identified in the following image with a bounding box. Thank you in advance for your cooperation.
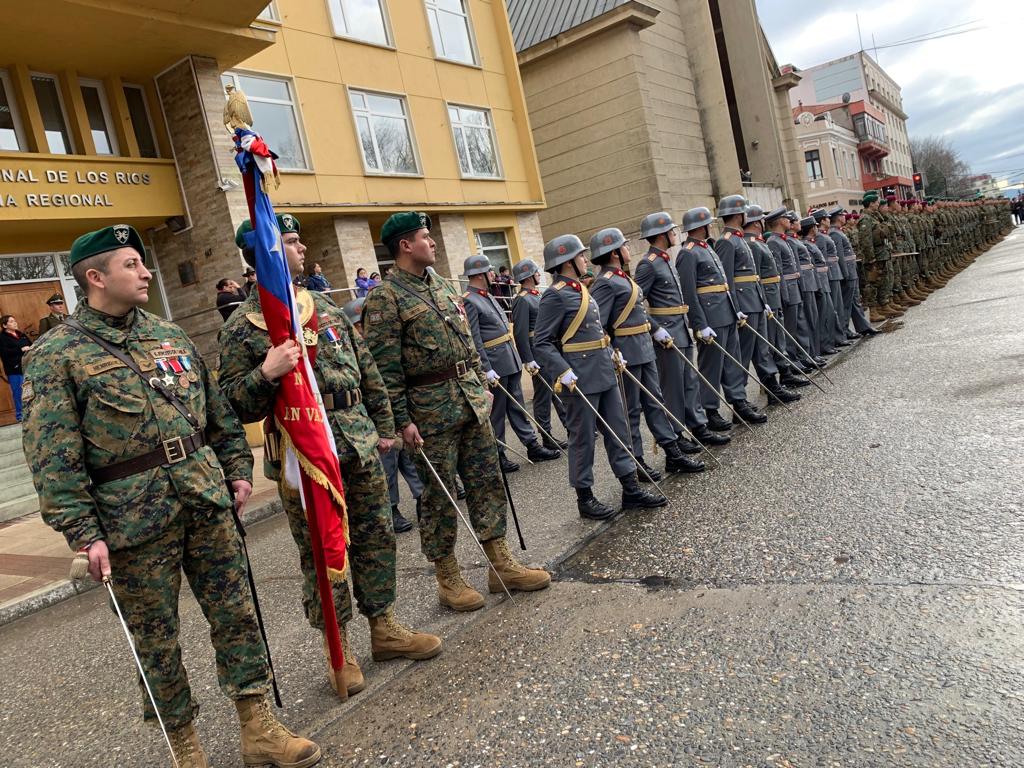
[723,231,732,240]
[462,291,470,299]
[685,242,694,250]
[647,253,656,261]
[552,282,565,291]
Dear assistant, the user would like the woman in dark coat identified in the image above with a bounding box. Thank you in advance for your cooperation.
[0,315,32,422]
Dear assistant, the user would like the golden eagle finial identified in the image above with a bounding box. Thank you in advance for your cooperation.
[224,84,254,133]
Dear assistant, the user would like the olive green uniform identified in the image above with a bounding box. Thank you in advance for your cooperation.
[23,303,270,729]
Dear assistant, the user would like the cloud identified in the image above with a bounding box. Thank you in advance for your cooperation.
[757,0,1023,176]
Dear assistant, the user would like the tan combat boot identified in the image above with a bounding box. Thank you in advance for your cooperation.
[482,537,552,594]
[236,696,321,768]
[323,625,365,698]
[434,555,485,611]
[168,722,208,768]
[369,609,443,661]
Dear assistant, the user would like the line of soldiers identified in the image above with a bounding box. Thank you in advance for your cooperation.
[23,192,1011,767]
[853,193,1012,322]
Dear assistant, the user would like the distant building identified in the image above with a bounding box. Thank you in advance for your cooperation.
[505,0,807,247]
[786,51,913,200]
[792,99,889,210]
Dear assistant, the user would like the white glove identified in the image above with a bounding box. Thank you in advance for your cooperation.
[485,369,501,386]
[736,312,748,324]
[653,327,672,345]
[700,327,717,341]
[614,351,628,369]
[524,360,541,375]
[559,370,578,390]
[764,304,773,315]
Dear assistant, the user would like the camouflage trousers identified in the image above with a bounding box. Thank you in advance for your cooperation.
[280,452,397,631]
[891,255,905,295]
[863,262,880,307]
[413,398,507,562]
[108,504,271,729]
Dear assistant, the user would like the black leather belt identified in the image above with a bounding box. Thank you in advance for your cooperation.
[90,432,205,484]
[322,389,362,409]
[408,359,470,387]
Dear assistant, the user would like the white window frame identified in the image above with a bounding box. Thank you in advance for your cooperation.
[446,102,502,179]
[347,87,422,177]
[831,146,840,179]
[122,83,160,158]
[79,77,119,156]
[30,71,75,154]
[805,149,823,181]
[326,0,394,48]
[0,68,27,152]
[257,2,280,22]
[221,71,311,171]
[424,0,480,67]
[474,230,511,271]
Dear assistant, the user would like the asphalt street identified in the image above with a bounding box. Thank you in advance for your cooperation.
[1,229,1022,767]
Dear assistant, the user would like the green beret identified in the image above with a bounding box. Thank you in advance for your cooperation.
[862,191,879,206]
[69,224,146,268]
[235,213,302,250]
[381,211,432,245]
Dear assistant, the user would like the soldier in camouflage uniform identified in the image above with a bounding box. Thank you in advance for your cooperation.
[363,212,550,612]
[857,192,902,322]
[219,214,441,703]
[23,224,320,768]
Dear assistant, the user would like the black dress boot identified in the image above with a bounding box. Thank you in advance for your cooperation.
[391,505,413,533]
[730,400,767,424]
[662,441,705,473]
[635,457,663,483]
[675,435,702,454]
[765,376,801,403]
[693,424,731,446]
[577,487,617,520]
[542,433,568,451]
[705,409,733,432]
[620,472,668,509]
[779,371,811,388]
[455,475,467,499]
[499,453,520,473]
[526,441,560,462]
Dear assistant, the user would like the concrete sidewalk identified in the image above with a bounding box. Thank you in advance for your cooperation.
[0,446,282,626]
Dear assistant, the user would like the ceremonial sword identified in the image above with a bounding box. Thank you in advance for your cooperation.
[491,380,568,458]
[665,342,755,433]
[767,315,836,386]
[740,320,827,394]
[706,333,792,412]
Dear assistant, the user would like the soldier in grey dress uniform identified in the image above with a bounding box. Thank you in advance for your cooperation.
[812,209,852,350]
[765,209,814,379]
[634,212,729,450]
[789,215,825,367]
[828,208,878,338]
[343,297,419,533]
[461,254,560,472]
[510,258,567,451]
[533,235,666,520]
[741,205,802,400]
[804,216,839,356]
[588,228,704,479]
[677,207,766,429]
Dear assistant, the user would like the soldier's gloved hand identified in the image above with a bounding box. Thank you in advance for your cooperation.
[699,327,717,343]
[85,541,111,583]
[261,338,302,381]
[485,369,501,386]
[736,312,748,326]
[653,327,673,347]
[764,304,775,321]
[524,360,541,376]
[559,370,578,391]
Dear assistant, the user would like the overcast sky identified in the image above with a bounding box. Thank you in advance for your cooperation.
[757,0,1024,188]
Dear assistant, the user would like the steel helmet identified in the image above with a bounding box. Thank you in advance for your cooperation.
[512,258,540,283]
[342,298,365,325]
[462,253,492,277]
[543,234,587,272]
[744,204,766,224]
[716,194,747,218]
[682,206,714,233]
[640,211,675,239]
[588,228,627,263]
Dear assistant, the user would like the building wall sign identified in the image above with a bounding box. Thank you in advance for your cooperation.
[0,155,183,220]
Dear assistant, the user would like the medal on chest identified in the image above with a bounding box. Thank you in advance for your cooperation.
[323,325,343,352]
[152,340,196,389]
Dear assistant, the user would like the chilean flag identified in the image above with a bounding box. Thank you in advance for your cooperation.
[234,127,349,673]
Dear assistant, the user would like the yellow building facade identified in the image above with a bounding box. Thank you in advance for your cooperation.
[0,0,545,418]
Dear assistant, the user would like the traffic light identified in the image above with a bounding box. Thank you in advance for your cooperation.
[913,172,925,191]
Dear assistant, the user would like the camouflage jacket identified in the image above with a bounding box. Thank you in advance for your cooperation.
[22,303,251,552]
[857,210,891,263]
[363,267,488,437]
[218,288,395,477]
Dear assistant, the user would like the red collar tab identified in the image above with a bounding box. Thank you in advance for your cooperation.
[613,268,627,278]
[472,287,488,297]
[529,288,539,295]
[698,240,708,248]
[567,280,581,292]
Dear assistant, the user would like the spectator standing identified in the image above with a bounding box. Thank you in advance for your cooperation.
[355,267,373,297]
[242,266,258,296]
[305,262,332,292]
[0,315,32,422]
[215,278,246,321]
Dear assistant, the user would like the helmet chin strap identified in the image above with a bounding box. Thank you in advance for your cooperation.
[569,258,583,279]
